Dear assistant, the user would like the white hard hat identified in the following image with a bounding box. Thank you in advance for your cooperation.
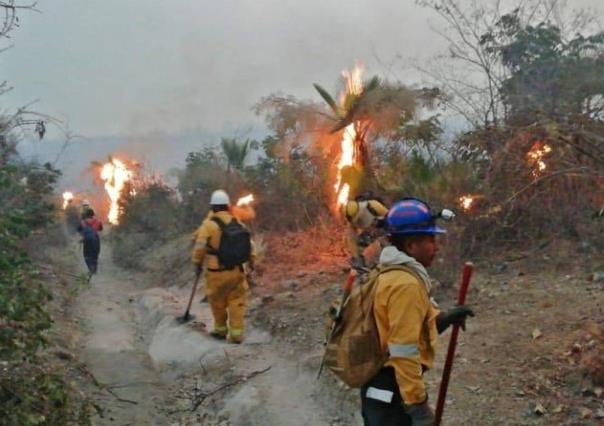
[210,190,230,205]
[82,199,90,206]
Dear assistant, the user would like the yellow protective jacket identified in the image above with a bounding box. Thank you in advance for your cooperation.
[191,210,254,270]
[373,247,440,405]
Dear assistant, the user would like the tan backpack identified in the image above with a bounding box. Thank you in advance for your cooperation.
[322,264,416,388]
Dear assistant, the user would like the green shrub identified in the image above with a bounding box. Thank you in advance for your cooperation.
[0,156,91,425]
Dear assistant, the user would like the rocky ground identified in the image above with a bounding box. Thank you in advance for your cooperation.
[47,227,604,425]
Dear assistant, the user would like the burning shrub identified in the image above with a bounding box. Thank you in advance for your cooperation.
[454,123,604,252]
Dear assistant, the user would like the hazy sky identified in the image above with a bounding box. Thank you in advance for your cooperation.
[2,0,454,139]
[3,0,601,150]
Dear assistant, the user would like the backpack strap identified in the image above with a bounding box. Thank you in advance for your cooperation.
[206,216,225,255]
[210,216,226,229]
[206,216,243,272]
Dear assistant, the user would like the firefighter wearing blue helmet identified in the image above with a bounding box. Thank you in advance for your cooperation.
[361,198,474,426]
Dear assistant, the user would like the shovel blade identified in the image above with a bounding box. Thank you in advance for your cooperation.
[176,312,196,324]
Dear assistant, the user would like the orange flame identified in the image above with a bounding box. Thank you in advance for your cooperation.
[334,64,364,208]
[100,158,132,224]
[236,193,255,206]
[62,192,74,209]
[459,195,475,211]
[233,193,256,221]
[527,142,552,178]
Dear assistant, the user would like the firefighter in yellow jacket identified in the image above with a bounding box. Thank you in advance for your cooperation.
[192,190,254,344]
[343,193,389,268]
[362,198,474,426]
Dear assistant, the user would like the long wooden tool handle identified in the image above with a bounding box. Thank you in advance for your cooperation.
[435,262,474,426]
[184,273,202,316]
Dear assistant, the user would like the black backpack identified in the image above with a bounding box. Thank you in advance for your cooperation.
[209,217,252,269]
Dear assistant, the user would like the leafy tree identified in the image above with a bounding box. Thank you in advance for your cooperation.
[480,9,604,124]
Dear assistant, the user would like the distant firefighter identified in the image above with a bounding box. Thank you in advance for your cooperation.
[77,209,103,276]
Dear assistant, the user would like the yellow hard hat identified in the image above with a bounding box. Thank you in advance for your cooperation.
[344,200,359,222]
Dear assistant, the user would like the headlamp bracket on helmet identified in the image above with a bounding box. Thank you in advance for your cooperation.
[436,208,455,221]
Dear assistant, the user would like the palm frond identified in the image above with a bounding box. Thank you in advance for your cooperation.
[313,83,339,115]
[365,76,380,92]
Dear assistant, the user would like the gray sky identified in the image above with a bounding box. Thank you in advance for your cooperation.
[4,0,601,138]
[3,0,446,138]
[3,0,601,186]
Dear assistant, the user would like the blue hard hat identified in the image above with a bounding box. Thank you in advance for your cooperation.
[386,198,446,236]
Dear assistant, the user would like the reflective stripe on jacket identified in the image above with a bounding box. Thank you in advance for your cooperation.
[373,268,439,405]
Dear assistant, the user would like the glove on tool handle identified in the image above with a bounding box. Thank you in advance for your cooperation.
[435,262,474,426]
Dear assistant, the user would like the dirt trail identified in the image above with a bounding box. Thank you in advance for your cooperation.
[72,237,342,426]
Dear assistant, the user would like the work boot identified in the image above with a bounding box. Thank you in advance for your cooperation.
[228,329,244,344]
[210,331,226,340]
[228,336,243,344]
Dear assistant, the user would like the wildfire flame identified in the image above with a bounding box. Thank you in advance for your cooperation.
[100,158,132,224]
[236,193,255,206]
[334,65,364,208]
[527,142,552,178]
[233,193,256,221]
[459,195,475,211]
[62,192,74,209]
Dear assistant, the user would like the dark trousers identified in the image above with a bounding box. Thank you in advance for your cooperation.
[84,256,98,274]
[83,237,100,274]
[361,367,412,426]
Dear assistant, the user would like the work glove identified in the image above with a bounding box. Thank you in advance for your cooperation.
[436,305,475,334]
[194,264,203,278]
[406,401,435,426]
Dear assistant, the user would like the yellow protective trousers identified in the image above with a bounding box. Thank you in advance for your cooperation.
[204,268,249,342]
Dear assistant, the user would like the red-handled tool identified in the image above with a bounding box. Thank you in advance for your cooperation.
[435,262,474,425]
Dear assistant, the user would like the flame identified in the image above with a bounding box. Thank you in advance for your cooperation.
[236,193,255,206]
[334,64,364,208]
[527,142,552,178]
[233,193,256,221]
[334,124,356,206]
[62,192,74,209]
[459,195,475,211]
[100,158,133,224]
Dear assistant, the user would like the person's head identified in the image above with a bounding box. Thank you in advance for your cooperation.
[210,189,230,212]
[82,199,90,207]
[85,208,95,219]
[385,198,446,268]
[389,234,439,267]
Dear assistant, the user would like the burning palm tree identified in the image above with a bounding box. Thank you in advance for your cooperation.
[314,65,439,208]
